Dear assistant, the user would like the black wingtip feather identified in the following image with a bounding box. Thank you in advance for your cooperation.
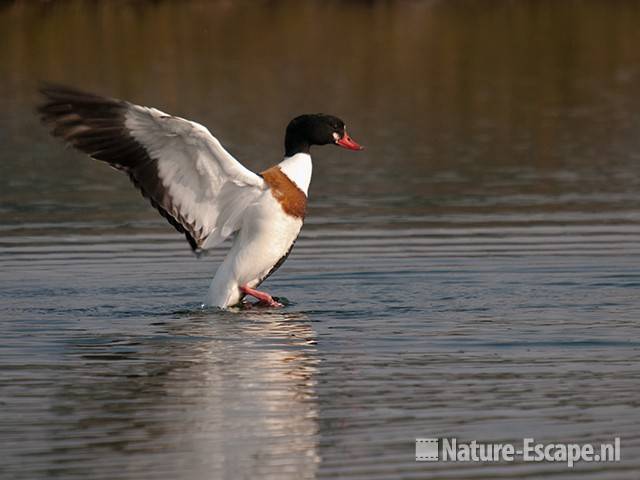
[38,83,118,105]
[38,84,126,130]
[37,83,204,253]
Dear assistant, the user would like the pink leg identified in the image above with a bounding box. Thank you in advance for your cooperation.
[240,285,284,307]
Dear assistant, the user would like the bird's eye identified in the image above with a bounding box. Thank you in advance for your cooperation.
[332,132,341,141]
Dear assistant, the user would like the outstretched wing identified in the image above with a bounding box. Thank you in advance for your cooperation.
[38,85,265,251]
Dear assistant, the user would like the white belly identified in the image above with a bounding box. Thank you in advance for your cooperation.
[206,191,303,308]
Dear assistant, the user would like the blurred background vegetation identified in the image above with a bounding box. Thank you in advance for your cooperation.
[1,0,640,228]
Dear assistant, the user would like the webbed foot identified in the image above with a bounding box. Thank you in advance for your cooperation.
[240,285,284,308]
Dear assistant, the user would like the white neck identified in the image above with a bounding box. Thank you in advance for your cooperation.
[278,153,312,196]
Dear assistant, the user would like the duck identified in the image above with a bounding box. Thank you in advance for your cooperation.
[37,85,363,308]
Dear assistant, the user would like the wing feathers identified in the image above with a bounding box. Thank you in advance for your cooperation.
[38,85,265,251]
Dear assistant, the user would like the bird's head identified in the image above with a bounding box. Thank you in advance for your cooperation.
[285,114,363,157]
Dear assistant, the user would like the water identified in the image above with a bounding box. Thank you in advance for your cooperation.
[1,1,640,478]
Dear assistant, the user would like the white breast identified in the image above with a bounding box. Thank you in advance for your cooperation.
[206,190,303,307]
[277,153,312,196]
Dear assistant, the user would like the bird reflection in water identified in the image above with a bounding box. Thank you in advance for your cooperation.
[51,310,319,480]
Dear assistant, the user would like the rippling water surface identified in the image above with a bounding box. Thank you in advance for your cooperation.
[1,1,640,479]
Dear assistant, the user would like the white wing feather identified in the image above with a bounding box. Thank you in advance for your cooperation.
[38,85,266,252]
[124,105,265,249]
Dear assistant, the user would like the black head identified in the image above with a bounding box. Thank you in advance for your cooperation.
[284,114,363,157]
